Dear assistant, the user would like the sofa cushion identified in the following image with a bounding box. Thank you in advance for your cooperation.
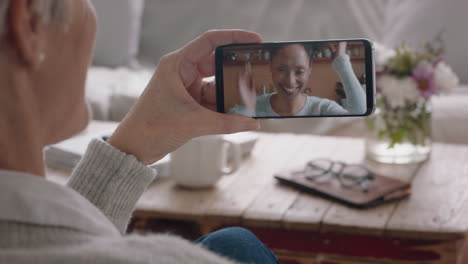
[431,88,468,145]
[139,0,386,62]
[327,87,468,145]
[91,0,145,67]
[86,66,152,120]
[139,0,267,62]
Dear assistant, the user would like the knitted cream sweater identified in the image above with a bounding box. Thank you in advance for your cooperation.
[0,139,237,264]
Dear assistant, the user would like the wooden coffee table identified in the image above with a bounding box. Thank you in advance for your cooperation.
[47,124,468,264]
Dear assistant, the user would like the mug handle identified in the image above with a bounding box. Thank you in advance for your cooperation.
[220,141,242,174]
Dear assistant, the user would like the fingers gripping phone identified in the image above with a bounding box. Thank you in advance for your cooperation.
[215,39,375,118]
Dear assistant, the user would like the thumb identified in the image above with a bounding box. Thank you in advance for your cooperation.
[216,113,260,134]
[197,110,260,135]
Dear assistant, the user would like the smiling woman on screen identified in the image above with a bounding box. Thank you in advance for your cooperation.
[229,42,366,117]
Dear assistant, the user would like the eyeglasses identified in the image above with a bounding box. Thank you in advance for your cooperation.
[292,159,375,192]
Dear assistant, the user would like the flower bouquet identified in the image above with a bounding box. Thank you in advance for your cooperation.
[366,36,459,164]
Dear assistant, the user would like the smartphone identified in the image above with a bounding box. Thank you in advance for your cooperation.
[215,39,375,118]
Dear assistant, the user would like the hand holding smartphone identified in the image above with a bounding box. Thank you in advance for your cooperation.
[215,39,376,118]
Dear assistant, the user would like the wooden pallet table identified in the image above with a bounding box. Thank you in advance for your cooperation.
[48,121,468,264]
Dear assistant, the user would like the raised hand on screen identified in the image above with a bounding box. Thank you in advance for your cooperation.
[237,62,257,112]
[329,41,348,59]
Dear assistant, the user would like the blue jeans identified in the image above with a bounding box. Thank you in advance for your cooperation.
[195,227,280,264]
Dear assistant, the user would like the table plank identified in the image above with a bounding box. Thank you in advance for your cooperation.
[136,134,279,233]
[203,133,306,226]
[244,136,344,230]
[46,120,468,259]
[135,138,271,221]
[321,138,422,236]
[135,177,231,220]
[281,193,332,231]
[386,143,468,240]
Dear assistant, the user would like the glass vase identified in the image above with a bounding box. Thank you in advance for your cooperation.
[365,97,432,164]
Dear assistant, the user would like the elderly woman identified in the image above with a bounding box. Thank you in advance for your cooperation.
[0,0,279,263]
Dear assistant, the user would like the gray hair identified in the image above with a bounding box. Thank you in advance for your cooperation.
[0,0,70,36]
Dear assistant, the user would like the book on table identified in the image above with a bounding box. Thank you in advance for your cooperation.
[44,123,171,178]
[44,122,259,179]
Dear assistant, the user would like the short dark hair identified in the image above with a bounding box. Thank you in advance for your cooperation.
[269,43,315,64]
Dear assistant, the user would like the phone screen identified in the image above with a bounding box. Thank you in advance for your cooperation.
[215,39,375,118]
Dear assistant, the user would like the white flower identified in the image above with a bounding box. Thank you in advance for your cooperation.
[374,42,396,71]
[415,60,435,75]
[434,62,459,94]
[378,75,420,108]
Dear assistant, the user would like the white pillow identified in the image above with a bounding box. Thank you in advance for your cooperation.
[91,0,145,67]
[139,0,266,62]
[86,66,152,121]
[139,0,386,62]
[382,0,468,83]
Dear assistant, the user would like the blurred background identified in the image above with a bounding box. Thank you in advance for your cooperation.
[86,0,468,143]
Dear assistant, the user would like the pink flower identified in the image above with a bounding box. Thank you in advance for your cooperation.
[412,61,437,100]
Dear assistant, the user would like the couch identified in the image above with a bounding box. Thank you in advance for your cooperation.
[86,0,468,144]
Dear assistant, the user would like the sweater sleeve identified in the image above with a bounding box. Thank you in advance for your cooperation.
[332,54,367,114]
[66,139,156,235]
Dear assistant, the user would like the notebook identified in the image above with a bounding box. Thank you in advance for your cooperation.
[45,123,258,179]
[44,123,171,177]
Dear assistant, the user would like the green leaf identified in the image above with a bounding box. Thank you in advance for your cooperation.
[378,130,386,140]
[387,47,419,77]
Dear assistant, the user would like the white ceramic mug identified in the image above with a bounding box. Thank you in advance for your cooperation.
[170,135,242,188]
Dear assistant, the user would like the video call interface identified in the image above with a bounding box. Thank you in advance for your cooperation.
[222,41,368,118]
